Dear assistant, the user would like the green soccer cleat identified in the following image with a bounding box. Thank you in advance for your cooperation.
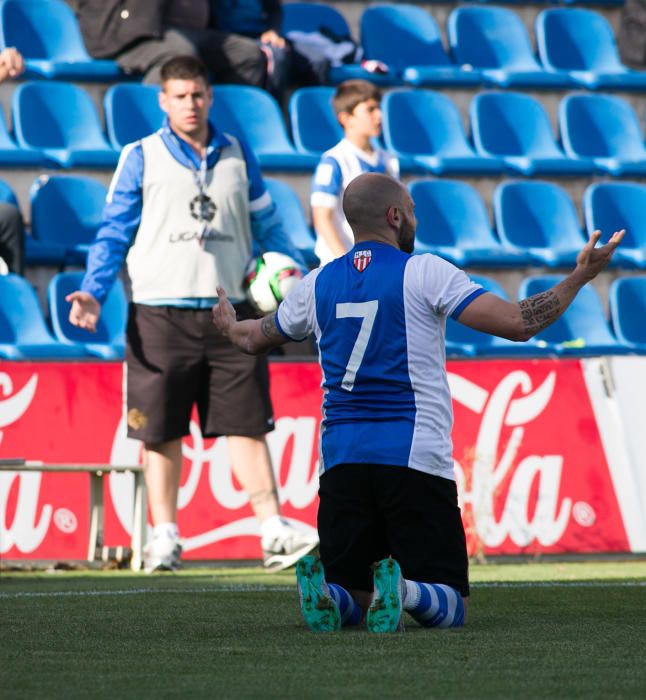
[296,555,341,632]
[366,557,404,633]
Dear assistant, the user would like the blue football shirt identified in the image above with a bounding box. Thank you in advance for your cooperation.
[276,241,484,480]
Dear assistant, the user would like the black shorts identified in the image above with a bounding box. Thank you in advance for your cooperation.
[317,463,470,597]
[125,303,273,444]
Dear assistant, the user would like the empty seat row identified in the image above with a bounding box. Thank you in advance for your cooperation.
[0,272,125,360]
[339,4,646,90]
[8,81,646,176]
[2,1,638,90]
[298,87,646,177]
[13,173,646,271]
[2,271,644,360]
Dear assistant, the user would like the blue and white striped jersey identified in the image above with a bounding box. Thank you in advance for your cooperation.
[276,241,485,480]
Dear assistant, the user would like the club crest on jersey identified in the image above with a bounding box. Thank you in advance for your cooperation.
[353,249,372,272]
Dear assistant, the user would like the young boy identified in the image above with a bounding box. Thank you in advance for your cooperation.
[310,80,399,265]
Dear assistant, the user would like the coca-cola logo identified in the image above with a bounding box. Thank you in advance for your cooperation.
[450,370,575,550]
[0,372,54,554]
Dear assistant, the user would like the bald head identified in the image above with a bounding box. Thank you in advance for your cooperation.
[342,173,416,252]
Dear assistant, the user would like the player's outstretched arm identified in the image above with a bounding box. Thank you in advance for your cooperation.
[212,286,288,355]
[457,229,625,341]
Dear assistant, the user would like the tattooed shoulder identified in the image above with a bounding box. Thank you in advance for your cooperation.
[260,312,283,341]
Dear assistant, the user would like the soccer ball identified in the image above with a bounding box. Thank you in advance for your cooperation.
[243,252,303,314]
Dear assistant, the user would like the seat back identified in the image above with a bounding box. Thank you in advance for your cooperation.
[48,271,126,346]
[0,0,90,61]
[264,178,317,265]
[30,175,106,248]
[13,82,109,151]
[289,87,342,155]
[559,93,644,160]
[536,8,624,72]
[471,92,561,158]
[584,182,646,250]
[104,84,163,150]
[282,2,351,37]
[519,275,615,345]
[0,178,18,207]
[210,85,296,155]
[361,4,450,69]
[409,179,496,248]
[382,90,472,157]
[448,6,539,70]
[609,277,646,346]
[494,181,585,250]
[0,274,56,345]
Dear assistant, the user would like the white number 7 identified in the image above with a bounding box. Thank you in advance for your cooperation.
[336,300,379,391]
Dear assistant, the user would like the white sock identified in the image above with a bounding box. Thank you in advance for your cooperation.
[260,515,288,540]
[153,522,179,540]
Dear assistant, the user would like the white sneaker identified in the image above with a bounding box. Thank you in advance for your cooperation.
[143,532,182,573]
[262,525,319,572]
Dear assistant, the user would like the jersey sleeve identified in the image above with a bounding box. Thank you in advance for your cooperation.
[275,268,321,342]
[310,155,342,209]
[412,254,486,319]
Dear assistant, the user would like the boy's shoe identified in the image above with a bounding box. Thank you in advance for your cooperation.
[366,557,404,633]
[143,533,182,573]
[296,555,341,632]
[262,526,319,572]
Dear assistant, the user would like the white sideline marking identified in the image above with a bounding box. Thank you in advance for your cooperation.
[1,581,645,599]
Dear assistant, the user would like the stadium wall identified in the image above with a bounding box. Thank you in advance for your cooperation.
[1,357,645,563]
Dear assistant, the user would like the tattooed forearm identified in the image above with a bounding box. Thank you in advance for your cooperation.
[519,291,561,336]
[260,312,284,342]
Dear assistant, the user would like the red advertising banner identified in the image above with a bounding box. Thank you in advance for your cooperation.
[0,359,632,561]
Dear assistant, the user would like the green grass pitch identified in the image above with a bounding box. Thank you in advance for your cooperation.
[2,560,645,699]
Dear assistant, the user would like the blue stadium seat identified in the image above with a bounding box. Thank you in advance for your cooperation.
[470,92,594,176]
[0,179,18,207]
[360,4,483,87]
[282,1,350,37]
[382,90,504,175]
[446,274,547,357]
[409,179,531,267]
[517,275,628,355]
[12,82,118,168]
[48,271,126,360]
[536,8,646,90]
[448,6,573,88]
[28,175,106,266]
[0,0,122,80]
[0,274,88,359]
[583,182,646,268]
[559,94,646,176]
[0,109,45,166]
[284,3,394,86]
[288,87,342,155]
[609,277,646,353]
[493,181,588,267]
[210,85,318,170]
[263,178,318,268]
[104,84,163,151]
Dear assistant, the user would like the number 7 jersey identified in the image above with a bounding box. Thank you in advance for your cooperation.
[275,241,485,480]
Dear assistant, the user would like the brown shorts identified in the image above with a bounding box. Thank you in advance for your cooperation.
[125,303,274,444]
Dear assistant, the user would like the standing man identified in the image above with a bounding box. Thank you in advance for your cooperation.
[67,55,317,573]
[213,173,624,632]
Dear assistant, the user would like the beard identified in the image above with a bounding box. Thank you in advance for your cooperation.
[398,218,416,254]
